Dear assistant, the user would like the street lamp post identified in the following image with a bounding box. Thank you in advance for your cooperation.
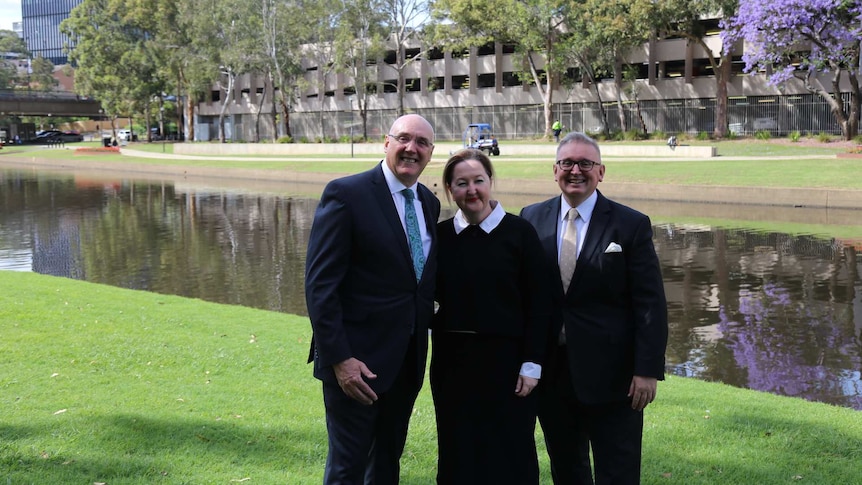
[160,105,165,152]
[348,96,355,158]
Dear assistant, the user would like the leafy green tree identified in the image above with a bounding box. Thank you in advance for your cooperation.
[189,0,263,142]
[431,0,571,137]
[0,29,29,89]
[334,0,388,140]
[62,0,165,138]
[565,0,655,135]
[723,0,860,140]
[143,0,210,142]
[306,3,342,139]
[29,56,59,92]
[652,0,738,139]
[259,0,310,140]
[382,0,431,116]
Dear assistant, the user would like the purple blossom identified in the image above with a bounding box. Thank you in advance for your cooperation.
[722,0,862,85]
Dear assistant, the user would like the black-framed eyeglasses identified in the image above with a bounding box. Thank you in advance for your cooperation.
[556,158,601,172]
[388,133,434,149]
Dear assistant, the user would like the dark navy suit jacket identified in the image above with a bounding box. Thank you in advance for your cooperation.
[520,190,667,404]
[305,163,439,394]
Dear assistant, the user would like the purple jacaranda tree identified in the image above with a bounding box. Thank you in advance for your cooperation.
[723,0,862,140]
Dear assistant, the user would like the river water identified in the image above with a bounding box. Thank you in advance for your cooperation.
[1,166,860,410]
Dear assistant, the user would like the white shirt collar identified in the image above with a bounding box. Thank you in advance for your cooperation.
[453,201,505,234]
[381,161,416,194]
[560,191,598,224]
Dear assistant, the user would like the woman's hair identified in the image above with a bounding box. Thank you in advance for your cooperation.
[442,148,495,201]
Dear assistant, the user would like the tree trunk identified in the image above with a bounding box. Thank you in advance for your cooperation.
[253,77,267,143]
[582,64,608,136]
[845,60,860,140]
[144,102,152,142]
[714,54,730,139]
[185,96,195,142]
[397,45,406,117]
[526,51,553,138]
[614,58,627,133]
[279,94,292,139]
[360,99,369,141]
[829,69,852,140]
[269,72,279,142]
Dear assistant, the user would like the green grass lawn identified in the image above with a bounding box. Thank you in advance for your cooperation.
[5,139,862,190]
[1,271,860,484]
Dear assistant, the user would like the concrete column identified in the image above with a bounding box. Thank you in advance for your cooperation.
[377,54,385,95]
[495,42,503,93]
[335,72,345,101]
[648,35,657,85]
[444,50,452,95]
[469,46,478,94]
[685,41,694,83]
[421,44,429,97]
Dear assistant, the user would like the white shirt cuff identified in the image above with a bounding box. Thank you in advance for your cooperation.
[520,362,542,379]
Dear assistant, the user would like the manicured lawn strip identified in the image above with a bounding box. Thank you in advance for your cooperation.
[646,216,862,241]
[2,271,860,484]
[124,138,853,157]
[8,148,862,190]
[601,158,862,189]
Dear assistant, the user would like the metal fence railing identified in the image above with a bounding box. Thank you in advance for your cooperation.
[211,92,858,142]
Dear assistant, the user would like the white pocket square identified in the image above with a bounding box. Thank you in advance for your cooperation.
[604,242,623,253]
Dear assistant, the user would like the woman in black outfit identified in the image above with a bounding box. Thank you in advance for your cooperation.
[432,149,552,484]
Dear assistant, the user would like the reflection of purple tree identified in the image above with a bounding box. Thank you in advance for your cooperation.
[720,282,862,409]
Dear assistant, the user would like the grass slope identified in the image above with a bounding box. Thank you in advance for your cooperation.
[1,271,860,484]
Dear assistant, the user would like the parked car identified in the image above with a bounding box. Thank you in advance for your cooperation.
[34,130,84,143]
[35,129,64,140]
[463,123,500,156]
[59,131,84,142]
[117,129,132,141]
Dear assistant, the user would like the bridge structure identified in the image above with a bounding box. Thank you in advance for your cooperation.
[0,90,102,118]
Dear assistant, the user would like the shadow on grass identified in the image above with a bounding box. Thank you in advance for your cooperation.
[1,413,327,483]
[1,411,441,484]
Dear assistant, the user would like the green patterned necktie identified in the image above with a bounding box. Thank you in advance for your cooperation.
[401,189,425,282]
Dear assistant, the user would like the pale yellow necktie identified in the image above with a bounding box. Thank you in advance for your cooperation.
[560,208,579,293]
[558,208,578,345]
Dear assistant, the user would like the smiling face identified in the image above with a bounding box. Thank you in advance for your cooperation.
[448,158,494,225]
[383,114,435,186]
[554,140,605,208]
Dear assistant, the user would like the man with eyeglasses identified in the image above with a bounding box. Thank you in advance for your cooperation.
[305,114,440,484]
[520,131,668,484]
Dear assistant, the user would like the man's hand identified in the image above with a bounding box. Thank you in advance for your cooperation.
[515,375,539,397]
[333,357,378,405]
[628,375,657,411]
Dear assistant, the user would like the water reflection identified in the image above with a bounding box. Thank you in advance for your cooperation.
[1,168,860,410]
[656,226,862,409]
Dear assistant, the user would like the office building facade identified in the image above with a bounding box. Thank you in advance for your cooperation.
[22,0,81,65]
[194,31,860,142]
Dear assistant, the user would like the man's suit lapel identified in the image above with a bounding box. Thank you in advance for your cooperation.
[570,191,611,290]
[534,198,563,287]
[370,165,415,277]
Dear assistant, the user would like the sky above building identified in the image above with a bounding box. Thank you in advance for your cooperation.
[1,0,22,31]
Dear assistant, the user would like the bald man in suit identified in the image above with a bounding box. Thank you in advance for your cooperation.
[305,114,440,484]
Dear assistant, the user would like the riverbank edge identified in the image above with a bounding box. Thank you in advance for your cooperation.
[2,154,862,210]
